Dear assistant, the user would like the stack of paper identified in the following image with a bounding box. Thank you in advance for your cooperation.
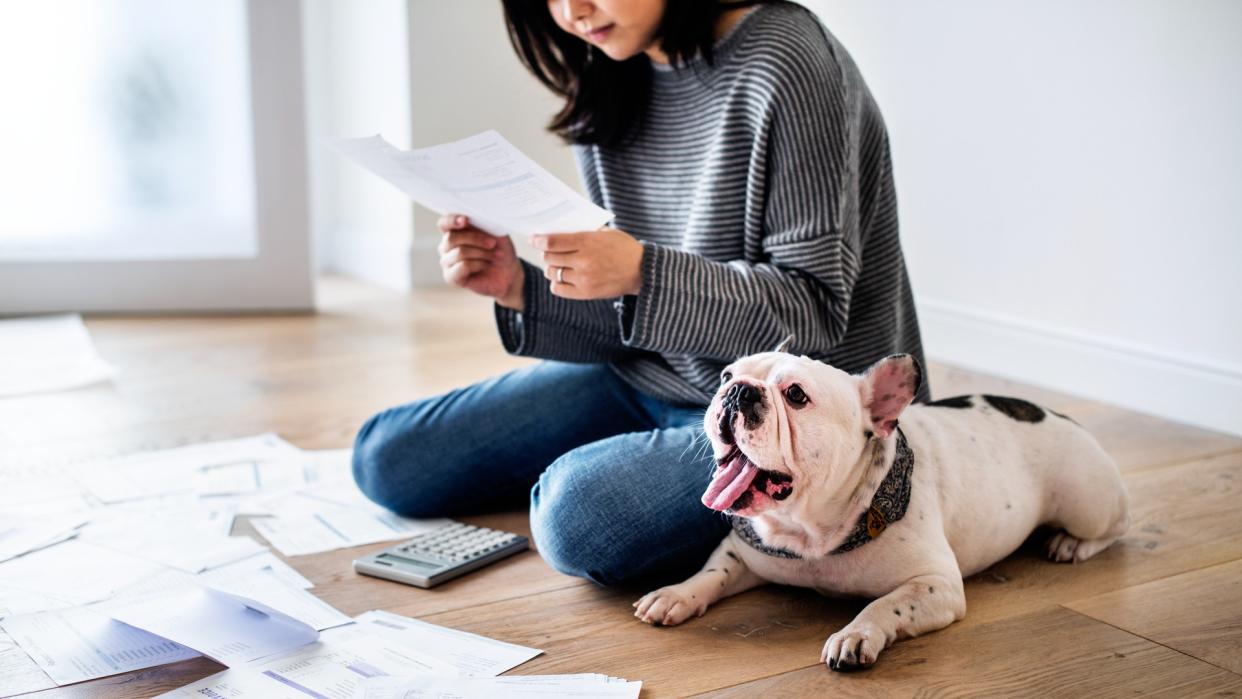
[157,610,545,698]
[360,674,644,698]
[0,314,117,398]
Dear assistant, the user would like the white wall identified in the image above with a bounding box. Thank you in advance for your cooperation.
[805,0,1242,436]
[406,1,580,284]
[303,0,415,289]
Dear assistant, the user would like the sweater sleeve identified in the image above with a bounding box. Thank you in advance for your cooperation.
[617,41,864,362]
[494,259,637,363]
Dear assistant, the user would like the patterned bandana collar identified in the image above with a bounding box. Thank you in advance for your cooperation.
[730,428,915,559]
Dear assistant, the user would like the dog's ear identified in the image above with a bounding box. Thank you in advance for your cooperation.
[859,354,922,439]
[773,334,795,353]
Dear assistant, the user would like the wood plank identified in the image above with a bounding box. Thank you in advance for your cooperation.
[1067,558,1242,674]
[413,581,866,699]
[698,606,1242,698]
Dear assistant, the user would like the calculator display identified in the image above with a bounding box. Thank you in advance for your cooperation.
[377,553,438,569]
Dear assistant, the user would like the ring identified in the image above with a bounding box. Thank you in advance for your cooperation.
[556,266,565,284]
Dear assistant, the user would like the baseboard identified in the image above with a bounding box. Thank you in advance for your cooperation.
[917,298,1242,438]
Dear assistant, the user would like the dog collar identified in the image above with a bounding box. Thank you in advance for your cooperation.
[730,428,915,559]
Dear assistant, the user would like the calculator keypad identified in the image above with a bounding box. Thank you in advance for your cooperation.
[397,523,521,563]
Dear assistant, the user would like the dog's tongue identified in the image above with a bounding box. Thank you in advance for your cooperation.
[702,456,759,511]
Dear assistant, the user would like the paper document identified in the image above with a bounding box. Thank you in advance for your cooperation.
[334,131,613,238]
[0,540,165,615]
[0,627,56,696]
[105,583,319,666]
[204,568,351,632]
[0,513,87,564]
[252,506,451,557]
[156,627,460,699]
[0,606,199,686]
[355,610,541,677]
[359,674,644,699]
[0,314,117,398]
[199,551,315,590]
[74,433,302,504]
[80,512,266,573]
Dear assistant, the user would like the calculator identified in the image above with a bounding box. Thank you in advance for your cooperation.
[353,522,529,588]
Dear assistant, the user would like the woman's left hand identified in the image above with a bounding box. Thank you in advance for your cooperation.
[530,228,645,300]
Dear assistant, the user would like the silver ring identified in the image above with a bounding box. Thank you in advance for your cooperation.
[556,266,565,284]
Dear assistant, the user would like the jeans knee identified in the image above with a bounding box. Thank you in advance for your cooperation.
[529,458,630,586]
[352,409,441,517]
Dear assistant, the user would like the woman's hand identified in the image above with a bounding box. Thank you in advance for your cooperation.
[437,214,524,310]
[530,228,644,300]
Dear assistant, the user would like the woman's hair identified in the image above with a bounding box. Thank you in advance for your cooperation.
[501,0,768,147]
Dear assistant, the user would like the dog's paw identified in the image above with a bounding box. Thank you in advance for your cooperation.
[1046,530,1113,563]
[633,586,703,627]
[821,622,885,672]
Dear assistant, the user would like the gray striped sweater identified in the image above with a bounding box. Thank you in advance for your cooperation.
[495,1,929,406]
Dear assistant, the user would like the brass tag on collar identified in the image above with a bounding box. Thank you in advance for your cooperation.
[866,506,888,539]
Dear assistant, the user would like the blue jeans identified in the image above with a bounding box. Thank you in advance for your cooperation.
[352,361,730,586]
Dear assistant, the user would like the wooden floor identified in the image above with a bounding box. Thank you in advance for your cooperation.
[7,277,1242,698]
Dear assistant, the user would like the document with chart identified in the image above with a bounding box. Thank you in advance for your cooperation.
[333,130,613,238]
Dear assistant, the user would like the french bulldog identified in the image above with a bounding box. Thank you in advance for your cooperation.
[633,351,1130,671]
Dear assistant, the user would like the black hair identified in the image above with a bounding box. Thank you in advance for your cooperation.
[501,0,769,147]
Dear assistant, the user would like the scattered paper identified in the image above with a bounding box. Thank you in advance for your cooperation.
[204,568,351,632]
[359,674,644,699]
[0,540,165,615]
[79,512,266,573]
[0,513,87,564]
[199,551,314,590]
[0,314,117,398]
[356,610,542,677]
[334,131,613,238]
[74,433,302,504]
[252,507,451,557]
[156,627,460,698]
[0,606,199,686]
[0,627,56,696]
[105,584,319,666]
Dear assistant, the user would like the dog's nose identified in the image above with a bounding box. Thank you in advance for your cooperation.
[736,383,760,408]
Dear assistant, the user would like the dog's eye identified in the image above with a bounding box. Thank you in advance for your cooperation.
[784,384,809,405]
[720,371,733,385]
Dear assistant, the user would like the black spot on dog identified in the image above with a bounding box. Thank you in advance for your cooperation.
[864,430,873,440]
[1006,502,1013,510]
[929,586,935,594]
[893,608,901,616]
[909,605,916,612]
[772,487,793,501]
[928,395,973,409]
[767,471,793,485]
[983,395,1046,423]
[722,568,730,575]
[705,568,717,573]
[726,551,739,561]
[751,470,771,491]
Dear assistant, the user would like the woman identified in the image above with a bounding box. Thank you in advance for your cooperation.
[352,0,928,586]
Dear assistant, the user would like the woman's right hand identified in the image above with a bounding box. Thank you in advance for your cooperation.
[437,214,524,311]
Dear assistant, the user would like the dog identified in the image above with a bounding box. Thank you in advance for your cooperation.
[633,351,1130,671]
